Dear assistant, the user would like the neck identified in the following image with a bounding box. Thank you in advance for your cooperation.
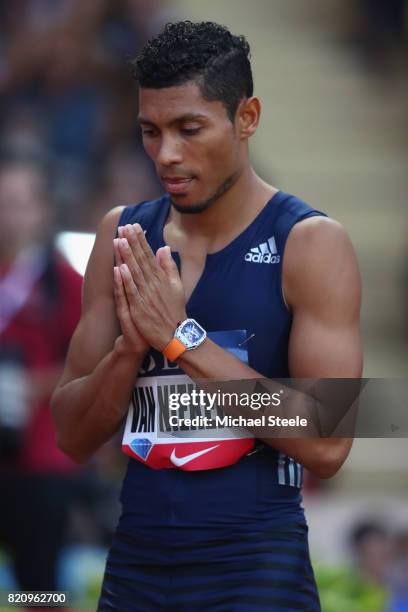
[168,165,277,245]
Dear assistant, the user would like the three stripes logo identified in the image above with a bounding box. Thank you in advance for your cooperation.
[244,236,280,264]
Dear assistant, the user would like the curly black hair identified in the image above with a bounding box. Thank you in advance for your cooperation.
[131,21,253,122]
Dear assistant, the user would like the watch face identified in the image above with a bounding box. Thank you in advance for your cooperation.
[177,319,206,349]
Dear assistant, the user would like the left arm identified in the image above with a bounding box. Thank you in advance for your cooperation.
[116,218,362,478]
[271,216,363,476]
[179,218,363,477]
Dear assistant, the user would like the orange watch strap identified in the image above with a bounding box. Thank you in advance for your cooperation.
[163,337,186,362]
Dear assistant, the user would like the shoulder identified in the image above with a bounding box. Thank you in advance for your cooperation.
[96,196,164,234]
[89,197,162,269]
[283,215,361,314]
[286,215,352,262]
[80,198,160,307]
[80,206,125,307]
[96,205,125,238]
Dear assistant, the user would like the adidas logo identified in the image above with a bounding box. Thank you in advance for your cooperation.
[244,237,280,264]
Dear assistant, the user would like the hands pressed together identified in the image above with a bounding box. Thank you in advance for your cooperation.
[113,223,187,357]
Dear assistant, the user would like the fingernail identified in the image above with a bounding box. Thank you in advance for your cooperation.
[121,238,128,248]
[134,223,142,234]
[120,263,127,272]
[126,224,134,235]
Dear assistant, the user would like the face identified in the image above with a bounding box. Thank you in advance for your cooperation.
[138,82,247,213]
[0,166,48,254]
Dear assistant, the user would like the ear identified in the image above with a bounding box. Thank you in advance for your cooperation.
[236,96,261,140]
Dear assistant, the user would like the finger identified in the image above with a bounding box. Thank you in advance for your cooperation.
[113,265,132,315]
[129,223,164,280]
[113,265,126,303]
[123,224,146,267]
[113,238,123,266]
[121,226,152,284]
[118,238,148,291]
[156,246,179,280]
[119,263,142,309]
[113,266,136,336]
[135,224,157,268]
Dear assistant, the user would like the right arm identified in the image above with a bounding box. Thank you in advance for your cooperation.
[50,207,147,463]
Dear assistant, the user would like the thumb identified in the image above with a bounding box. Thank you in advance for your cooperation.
[157,246,179,278]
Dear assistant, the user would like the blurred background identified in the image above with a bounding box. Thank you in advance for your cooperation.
[0,0,407,610]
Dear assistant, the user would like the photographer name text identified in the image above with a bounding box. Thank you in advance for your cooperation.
[168,414,308,428]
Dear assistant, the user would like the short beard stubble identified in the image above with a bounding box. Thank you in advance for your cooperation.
[169,171,240,215]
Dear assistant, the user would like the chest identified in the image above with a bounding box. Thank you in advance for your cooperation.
[175,249,208,305]
[172,246,287,332]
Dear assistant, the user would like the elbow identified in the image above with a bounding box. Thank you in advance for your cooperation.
[308,440,351,479]
[56,433,91,465]
[51,390,92,464]
[310,461,341,479]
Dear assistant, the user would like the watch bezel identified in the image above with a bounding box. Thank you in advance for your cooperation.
[174,318,207,350]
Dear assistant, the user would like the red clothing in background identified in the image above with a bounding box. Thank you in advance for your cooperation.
[0,248,82,473]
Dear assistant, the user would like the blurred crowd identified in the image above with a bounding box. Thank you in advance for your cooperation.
[315,519,408,611]
[350,521,408,611]
[0,0,170,231]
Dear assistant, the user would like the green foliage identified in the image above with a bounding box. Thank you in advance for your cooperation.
[315,564,388,612]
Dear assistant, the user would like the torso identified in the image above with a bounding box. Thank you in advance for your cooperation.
[115,190,327,542]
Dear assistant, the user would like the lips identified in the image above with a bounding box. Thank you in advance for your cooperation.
[162,176,194,195]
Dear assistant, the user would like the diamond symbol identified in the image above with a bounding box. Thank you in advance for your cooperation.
[129,438,152,460]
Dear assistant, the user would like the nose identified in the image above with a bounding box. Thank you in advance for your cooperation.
[156,134,183,167]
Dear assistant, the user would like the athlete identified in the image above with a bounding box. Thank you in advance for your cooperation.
[51,21,362,611]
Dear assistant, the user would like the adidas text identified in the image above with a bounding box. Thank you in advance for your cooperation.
[244,252,280,264]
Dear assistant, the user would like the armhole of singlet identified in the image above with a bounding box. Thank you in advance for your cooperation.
[116,196,168,237]
[116,201,148,235]
[278,209,328,314]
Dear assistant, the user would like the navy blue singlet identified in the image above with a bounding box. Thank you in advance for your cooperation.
[98,191,325,612]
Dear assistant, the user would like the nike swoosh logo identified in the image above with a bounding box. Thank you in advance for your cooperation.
[170,444,220,467]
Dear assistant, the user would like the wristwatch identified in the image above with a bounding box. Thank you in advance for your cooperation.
[163,318,207,362]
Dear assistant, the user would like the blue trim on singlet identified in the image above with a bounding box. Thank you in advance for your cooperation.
[116,191,327,529]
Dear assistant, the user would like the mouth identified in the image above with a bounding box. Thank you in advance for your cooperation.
[161,176,195,195]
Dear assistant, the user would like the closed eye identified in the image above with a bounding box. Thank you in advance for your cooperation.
[181,127,201,136]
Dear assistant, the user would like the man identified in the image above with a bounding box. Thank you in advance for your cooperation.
[51,21,362,611]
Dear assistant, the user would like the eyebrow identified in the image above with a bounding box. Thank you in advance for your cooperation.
[137,113,208,126]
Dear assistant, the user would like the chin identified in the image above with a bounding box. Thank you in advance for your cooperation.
[170,195,213,215]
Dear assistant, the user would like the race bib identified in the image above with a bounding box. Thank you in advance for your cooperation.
[122,330,255,470]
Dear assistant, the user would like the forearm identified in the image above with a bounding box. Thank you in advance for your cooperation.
[30,366,63,404]
[178,340,353,477]
[51,342,144,463]
[178,338,260,380]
